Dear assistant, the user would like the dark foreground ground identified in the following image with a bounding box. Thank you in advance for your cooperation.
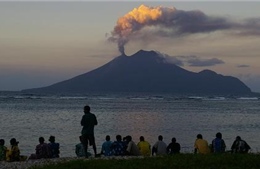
[1,153,259,169]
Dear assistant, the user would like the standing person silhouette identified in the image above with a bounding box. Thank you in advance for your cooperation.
[81,105,98,158]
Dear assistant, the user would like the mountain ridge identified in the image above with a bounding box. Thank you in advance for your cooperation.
[22,50,252,95]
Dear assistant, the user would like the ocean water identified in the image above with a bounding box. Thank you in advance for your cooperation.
[0,93,260,157]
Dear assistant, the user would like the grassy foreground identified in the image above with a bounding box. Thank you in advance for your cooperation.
[29,154,260,169]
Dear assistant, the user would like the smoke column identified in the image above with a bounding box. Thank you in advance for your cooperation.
[109,4,231,54]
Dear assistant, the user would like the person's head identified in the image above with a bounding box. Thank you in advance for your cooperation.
[84,105,90,113]
[49,136,55,143]
[126,135,132,142]
[106,135,110,141]
[171,137,176,143]
[116,135,122,141]
[0,139,5,146]
[10,138,19,146]
[140,136,145,142]
[39,137,45,144]
[236,136,241,141]
[158,135,163,141]
[197,134,203,139]
[216,132,222,139]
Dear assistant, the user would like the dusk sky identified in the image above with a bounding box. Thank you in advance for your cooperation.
[1,1,260,92]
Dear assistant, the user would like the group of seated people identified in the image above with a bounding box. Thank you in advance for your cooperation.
[0,132,251,162]
[75,134,180,157]
[96,133,251,157]
[194,132,251,154]
[0,136,60,162]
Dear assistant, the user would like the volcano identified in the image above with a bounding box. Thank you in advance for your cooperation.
[22,50,252,95]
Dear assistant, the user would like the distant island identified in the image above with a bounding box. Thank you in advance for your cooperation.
[22,50,253,95]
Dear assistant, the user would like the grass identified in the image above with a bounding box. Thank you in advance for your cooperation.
[29,153,260,169]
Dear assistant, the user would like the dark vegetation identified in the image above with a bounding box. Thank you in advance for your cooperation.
[29,153,260,169]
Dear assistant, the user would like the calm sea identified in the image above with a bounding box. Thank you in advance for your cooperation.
[0,92,260,157]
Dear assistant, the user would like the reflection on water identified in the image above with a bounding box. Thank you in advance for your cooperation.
[0,94,260,157]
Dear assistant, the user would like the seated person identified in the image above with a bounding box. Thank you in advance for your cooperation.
[152,135,167,156]
[29,137,52,159]
[111,135,126,156]
[231,136,251,153]
[75,136,91,157]
[194,134,210,154]
[125,135,140,156]
[101,135,113,156]
[137,136,151,156]
[48,136,60,158]
[6,138,20,162]
[0,139,7,161]
[167,137,181,154]
[211,132,226,153]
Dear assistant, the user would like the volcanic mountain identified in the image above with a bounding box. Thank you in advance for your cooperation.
[22,50,252,95]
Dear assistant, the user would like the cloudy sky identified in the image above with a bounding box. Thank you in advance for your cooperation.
[1,1,260,92]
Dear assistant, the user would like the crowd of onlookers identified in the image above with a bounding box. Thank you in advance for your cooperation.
[0,132,251,162]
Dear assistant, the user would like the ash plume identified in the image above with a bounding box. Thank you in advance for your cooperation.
[108,4,260,54]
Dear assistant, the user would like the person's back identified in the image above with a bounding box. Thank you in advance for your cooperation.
[36,143,51,158]
[167,137,181,154]
[152,135,167,156]
[48,136,60,158]
[212,132,226,153]
[231,136,251,153]
[81,107,97,136]
[6,138,20,162]
[101,135,113,156]
[126,136,140,156]
[0,139,7,161]
[81,105,98,157]
[194,134,210,154]
[36,137,52,159]
[137,136,151,156]
[75,136,87,157]
[112,135,125,156]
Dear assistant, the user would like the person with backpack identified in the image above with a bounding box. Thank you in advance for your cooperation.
[231,136,251,153]
[211,132,226,153]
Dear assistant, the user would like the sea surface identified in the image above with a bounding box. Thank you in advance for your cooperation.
[0,92,260,157]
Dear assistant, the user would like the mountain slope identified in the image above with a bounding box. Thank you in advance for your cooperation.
[22,50,252,95]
